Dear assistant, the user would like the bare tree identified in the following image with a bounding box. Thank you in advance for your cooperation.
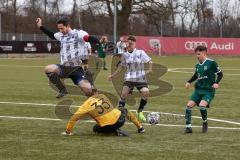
[217,0,230,37]
[71,0,78,27]
[177,0,192,36]
[44,0,47,26]
[13,0,17,33]
[187,1,198,35]
[84,0,175,35]
[51,0,60,17]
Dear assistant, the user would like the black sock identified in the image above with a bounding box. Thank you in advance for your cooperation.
[199,106,207,122]
[85,70,94,86]
[138,98,147,112]
[47,72,66,92]
[185,106,192,127]
[118,98,126,108]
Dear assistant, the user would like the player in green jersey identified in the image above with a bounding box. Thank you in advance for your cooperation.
[184,46,223,134]
[96,36,108,70]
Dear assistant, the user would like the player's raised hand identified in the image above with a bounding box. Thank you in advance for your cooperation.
[36,18,43,28]
[212,83,219,89]
[185,82,191,89]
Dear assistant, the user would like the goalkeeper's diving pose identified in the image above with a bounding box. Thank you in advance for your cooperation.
[62,88,145,136]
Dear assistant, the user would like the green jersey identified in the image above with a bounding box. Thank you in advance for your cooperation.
[98,43,107,58]
[194,58,221,90]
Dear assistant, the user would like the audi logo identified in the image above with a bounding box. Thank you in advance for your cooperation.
[185,41,208,50]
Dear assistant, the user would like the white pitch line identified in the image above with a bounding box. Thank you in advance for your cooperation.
[0,115,240,130]
[168,70,193,74]
[0,115,61,121]
[1,101,240,126]
[0,101,57,107]
[0,64,44,68]
[168,68,240,71]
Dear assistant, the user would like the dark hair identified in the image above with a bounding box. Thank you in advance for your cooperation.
[127,35,136,42]
[194,45,207,52]
[57,16,70,26]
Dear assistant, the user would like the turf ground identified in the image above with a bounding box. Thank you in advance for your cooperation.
[0,55,239,160]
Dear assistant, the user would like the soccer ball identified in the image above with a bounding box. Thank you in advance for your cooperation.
[147,112,160,124]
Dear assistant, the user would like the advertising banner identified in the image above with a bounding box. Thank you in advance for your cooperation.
[0,41,60,53]
[136,36,240,55]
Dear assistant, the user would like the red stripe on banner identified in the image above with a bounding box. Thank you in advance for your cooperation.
[135,36,240,55]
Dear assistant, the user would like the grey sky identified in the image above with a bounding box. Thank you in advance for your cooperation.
[14,0,239,18]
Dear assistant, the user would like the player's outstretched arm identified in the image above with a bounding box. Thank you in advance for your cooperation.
[65,113,81,134]
[83,35,100,44]
[36,18,56,40]
[146,60,153,74]
[63,103,90,135]
[108,65,124,81]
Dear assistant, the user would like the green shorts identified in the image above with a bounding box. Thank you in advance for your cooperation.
[97,46,106,58]
[190,89,215,106]
[98,52,106,58]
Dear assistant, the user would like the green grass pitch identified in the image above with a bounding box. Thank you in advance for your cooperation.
[0,55,239,160]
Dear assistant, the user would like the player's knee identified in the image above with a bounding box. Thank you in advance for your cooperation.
[79,80,91,89]
[140,88,149,96]
[79,81,92,96]
[44,65,52,73]
[140,87,149,92]
[199,101,208,107]
[44,65,59,74]
[187,101,195,108]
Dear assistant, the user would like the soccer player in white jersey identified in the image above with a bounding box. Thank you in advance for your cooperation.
[108,36,153,122]
[116,36,126,55]
[116,36,127,67]
[36,17,100,98]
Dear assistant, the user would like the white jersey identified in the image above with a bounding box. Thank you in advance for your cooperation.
[54,29,88,66]
[82,42,91,60]
[121,48,151,82]
[116,41,126,54]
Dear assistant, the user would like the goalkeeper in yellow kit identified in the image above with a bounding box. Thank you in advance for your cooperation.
[62,89,145,136]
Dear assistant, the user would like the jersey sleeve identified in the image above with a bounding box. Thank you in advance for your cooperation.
[78,30,89,41]
[141,50,151,63]
[54,32,61,41]
[74,98,95,117]
[87,42,91,49]
[120,54,127,66]
[211,61,221,74]
[66,98,95,133]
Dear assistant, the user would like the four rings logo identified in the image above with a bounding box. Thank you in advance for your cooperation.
[185,41,208,50]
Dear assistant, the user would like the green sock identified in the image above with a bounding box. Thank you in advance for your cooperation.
[199,106,207,122]
[185,106,192,127]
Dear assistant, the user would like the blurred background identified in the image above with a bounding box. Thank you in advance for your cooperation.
[1,0,240,41]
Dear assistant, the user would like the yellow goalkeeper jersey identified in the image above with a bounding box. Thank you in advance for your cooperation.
[70,94,121,127]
